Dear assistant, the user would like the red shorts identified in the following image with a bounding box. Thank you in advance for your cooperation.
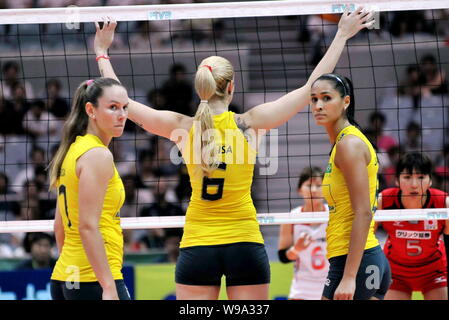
[388,259,447,294]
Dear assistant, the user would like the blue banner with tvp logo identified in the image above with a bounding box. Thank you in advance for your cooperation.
[0,265,134,300]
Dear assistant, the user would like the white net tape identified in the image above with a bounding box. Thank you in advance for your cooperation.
[0,0,446,25]
[1,208,448,233]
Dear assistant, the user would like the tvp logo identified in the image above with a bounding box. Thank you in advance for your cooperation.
[148,11,172,20]
[331,3,380,29]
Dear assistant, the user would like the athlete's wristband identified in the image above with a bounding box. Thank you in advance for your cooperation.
[96,54,110,61]
[278,248,292,263]
[288,246,300,256]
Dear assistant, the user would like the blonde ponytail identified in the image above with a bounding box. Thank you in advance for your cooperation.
[194,57,234,176]
[194,65,219,175]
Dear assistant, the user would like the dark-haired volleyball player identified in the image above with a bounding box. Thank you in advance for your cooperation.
[311,73,391,300]
[278,166,329,300]
[94,8,375,300]
[378,152,449,300]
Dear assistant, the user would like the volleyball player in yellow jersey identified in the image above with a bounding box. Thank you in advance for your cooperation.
[94,8,375,299]
[310,74,391,300]
[48,78,131,300]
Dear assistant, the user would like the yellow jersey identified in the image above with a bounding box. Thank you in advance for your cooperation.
[322,126,379,259]
[51,134,125,282]
[180,111,264,248]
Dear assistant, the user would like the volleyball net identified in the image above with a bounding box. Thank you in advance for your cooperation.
[0,0,447,236]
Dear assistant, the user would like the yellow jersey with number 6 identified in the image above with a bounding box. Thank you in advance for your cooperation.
[180,111,264,248]
[51,134,125,282]
[322,126,379,259]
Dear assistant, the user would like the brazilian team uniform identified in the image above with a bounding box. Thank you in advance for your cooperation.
[321,125,391,299]
[175,111,270,286]
[50,134,130,300]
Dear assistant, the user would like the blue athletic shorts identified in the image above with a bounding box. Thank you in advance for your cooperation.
[50,279,131,300]
[322,246,392,300]
[175,242,270,286]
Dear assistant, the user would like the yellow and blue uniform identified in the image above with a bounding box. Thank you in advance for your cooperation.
[176,111,269,287]
[180,111,264,248]
[321,125,391,300]
[51,133,125,282]
[322,125,379,259]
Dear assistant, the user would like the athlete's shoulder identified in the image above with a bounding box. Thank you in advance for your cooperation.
[429,188,448,197]
[380,188,400,209]
[380,188,400,197]
[428,188,448,207]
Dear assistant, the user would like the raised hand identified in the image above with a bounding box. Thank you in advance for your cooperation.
[337,5,376,40]
[94,16,118,56]
[293,232,313,251]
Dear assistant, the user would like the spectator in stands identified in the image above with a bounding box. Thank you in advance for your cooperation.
[45,78,70,119]
[129,21,164,50]
[161,63,194,116]
[121,173,153,218]
[146,88,167,111]
[402,121,429,154]
[380,145,404,190]
[15,232,56,270]
[136,149,158,190]
[110,140,137,176]
[0,61,34,100]
[155,228,183,263]
[0,172,20,221]
[419,54,448,96]
[398,65,421,109]
[9,82,30,134]
[19,180,42,221]
[33,165,47,192]
[0,233,25,258]
[5,0,33,8]
[12,145,46,194]
[365,111,398,152]
[390,11,432,38]
[175,164,192,211]
[139,177,184,249]
[38,0,71,7]
[140,177,184,217]
[0,172,22,258]
[24,99,58,140]
[0,94,21,135]
[151,135,180,177]
[307,14,338,65]
[435,144,449,193]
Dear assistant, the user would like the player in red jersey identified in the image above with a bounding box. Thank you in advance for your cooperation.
[377,152,449,300]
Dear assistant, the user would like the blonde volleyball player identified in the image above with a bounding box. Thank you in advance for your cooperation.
[311,74,391,300]
[278,167,329,300]
[94,8,375,300]
[49,78,131,300]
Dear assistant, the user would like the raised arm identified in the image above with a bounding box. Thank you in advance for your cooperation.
[333,136,373,300]
[238,7,375,131]
[77,148,118,300]
[94,18,192,141]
